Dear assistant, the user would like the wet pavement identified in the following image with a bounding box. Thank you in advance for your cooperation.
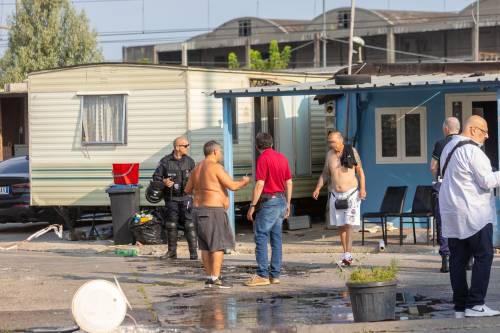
[156,290,353,330]
[2,223,500,332]
[153,288,457,330]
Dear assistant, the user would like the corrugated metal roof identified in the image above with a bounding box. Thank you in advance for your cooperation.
[213,73,500,97]
[266,19,309,32]
[372,9,457,25]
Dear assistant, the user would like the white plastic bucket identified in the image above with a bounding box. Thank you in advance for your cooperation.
[72,279,128,333]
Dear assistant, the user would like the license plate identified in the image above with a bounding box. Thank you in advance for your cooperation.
[0,186,10,195]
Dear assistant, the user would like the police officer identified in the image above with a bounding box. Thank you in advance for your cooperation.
[153,136,197,260]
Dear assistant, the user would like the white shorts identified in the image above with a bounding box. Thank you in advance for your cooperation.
[328,188,361,227]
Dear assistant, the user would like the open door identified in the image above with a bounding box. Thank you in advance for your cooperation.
[445,93,498,169]
[253,96,278,163]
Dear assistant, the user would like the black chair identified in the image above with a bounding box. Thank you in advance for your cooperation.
[399,185,434,246]
[362,186,408,245]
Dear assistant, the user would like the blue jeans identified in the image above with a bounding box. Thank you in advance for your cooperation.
[254,197,287,278]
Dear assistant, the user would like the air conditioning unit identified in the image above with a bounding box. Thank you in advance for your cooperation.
[325,100,335,135]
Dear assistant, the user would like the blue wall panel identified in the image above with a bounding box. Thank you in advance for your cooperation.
[356,89,445,215]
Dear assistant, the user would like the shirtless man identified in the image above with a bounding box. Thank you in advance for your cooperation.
[185,140,250,288]
[312,131,366,266]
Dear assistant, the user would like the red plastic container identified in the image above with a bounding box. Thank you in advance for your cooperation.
[112,163,139,185]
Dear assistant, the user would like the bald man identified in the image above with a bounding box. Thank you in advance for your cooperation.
[312,130,366,266]
[153,136,197,260]
[185,140,250,288]
[440,115,500,318]
[430,117,460,273]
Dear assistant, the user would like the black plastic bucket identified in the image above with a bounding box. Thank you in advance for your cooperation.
[347,280,397,322]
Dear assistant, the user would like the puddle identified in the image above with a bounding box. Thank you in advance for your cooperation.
[155,291,456,330]
[156,291,353,330]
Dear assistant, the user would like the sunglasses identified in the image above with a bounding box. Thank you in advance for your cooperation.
[472,127,488,135]
[177,144,190,148]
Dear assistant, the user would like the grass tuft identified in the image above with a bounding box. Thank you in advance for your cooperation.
[348,258,398,284]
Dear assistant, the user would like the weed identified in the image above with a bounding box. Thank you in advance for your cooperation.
[348,258,398,284]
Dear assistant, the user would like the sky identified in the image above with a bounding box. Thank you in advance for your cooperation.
[0,0,478,61]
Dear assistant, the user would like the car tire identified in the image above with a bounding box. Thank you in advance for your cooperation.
[334,74,371,85]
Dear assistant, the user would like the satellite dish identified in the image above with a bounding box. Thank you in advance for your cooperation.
[72,279,128,333]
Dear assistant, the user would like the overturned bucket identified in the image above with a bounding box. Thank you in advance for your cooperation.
[72,278,130,333]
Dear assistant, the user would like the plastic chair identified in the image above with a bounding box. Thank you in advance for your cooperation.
[399,185,434,246]
[362,186,408,245]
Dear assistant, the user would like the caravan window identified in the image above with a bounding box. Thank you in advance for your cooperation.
[375,107,427,164]
[81,95,127,145]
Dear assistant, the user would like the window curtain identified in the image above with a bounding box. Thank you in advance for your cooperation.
[82,95,124,143]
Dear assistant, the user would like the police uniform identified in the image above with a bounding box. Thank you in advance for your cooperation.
[153,152,197,259]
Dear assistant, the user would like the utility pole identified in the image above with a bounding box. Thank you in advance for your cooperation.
[207,0,210,29]
[347,0,356,74]
[473,0,480,61]
[322,0,326,67]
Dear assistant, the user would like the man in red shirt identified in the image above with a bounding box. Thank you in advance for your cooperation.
[245,133,293,286]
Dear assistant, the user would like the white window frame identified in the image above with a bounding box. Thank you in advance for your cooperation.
[79,92,128,145]
[375,107,427,164]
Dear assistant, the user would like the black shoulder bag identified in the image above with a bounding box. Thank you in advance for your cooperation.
[441,140,478,178]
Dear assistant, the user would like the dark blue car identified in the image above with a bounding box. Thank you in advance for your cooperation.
[0,156,54,222]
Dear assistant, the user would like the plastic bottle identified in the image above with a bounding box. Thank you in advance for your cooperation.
[115,248,138,257]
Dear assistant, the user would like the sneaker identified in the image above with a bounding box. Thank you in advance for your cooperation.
[270,277,280,284]
[204,278,215,288]
[341,258,353,266]
[213,278,232,289]
[244,275,271,287]
[465,305,500,317]
[455,311,465,319]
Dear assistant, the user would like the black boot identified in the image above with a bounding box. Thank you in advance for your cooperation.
[440,255,449,273]
[163,225,178,259]
[185,224,198,260]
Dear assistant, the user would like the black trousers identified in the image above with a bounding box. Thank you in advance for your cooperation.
[163,199,193,229]
[448,223,494,311]
[162,198,197,254]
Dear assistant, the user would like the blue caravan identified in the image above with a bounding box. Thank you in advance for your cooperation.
[213,64,500,244]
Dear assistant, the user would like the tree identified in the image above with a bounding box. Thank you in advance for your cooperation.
[228,52,240,69]
[1,0,103,84]
[227,40,292,71]
[268,40,291,70]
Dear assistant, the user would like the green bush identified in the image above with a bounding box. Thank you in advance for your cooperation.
[348,259,398,284]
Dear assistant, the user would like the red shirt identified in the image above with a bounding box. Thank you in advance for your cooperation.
[255,148,292,194]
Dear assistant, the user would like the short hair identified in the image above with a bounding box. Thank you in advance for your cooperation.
[327,130,344,142]
[203,140,221,156]
[256,133,273,150]
[443,117,460,133]
[173,136,188,147]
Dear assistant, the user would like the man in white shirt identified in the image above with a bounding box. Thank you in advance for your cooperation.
[440,115,500,318]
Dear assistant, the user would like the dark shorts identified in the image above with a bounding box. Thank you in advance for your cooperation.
[194,207,235,252]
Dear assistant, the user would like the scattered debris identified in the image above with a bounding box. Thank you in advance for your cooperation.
[359,226,380,233]
[0,224,63,251]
